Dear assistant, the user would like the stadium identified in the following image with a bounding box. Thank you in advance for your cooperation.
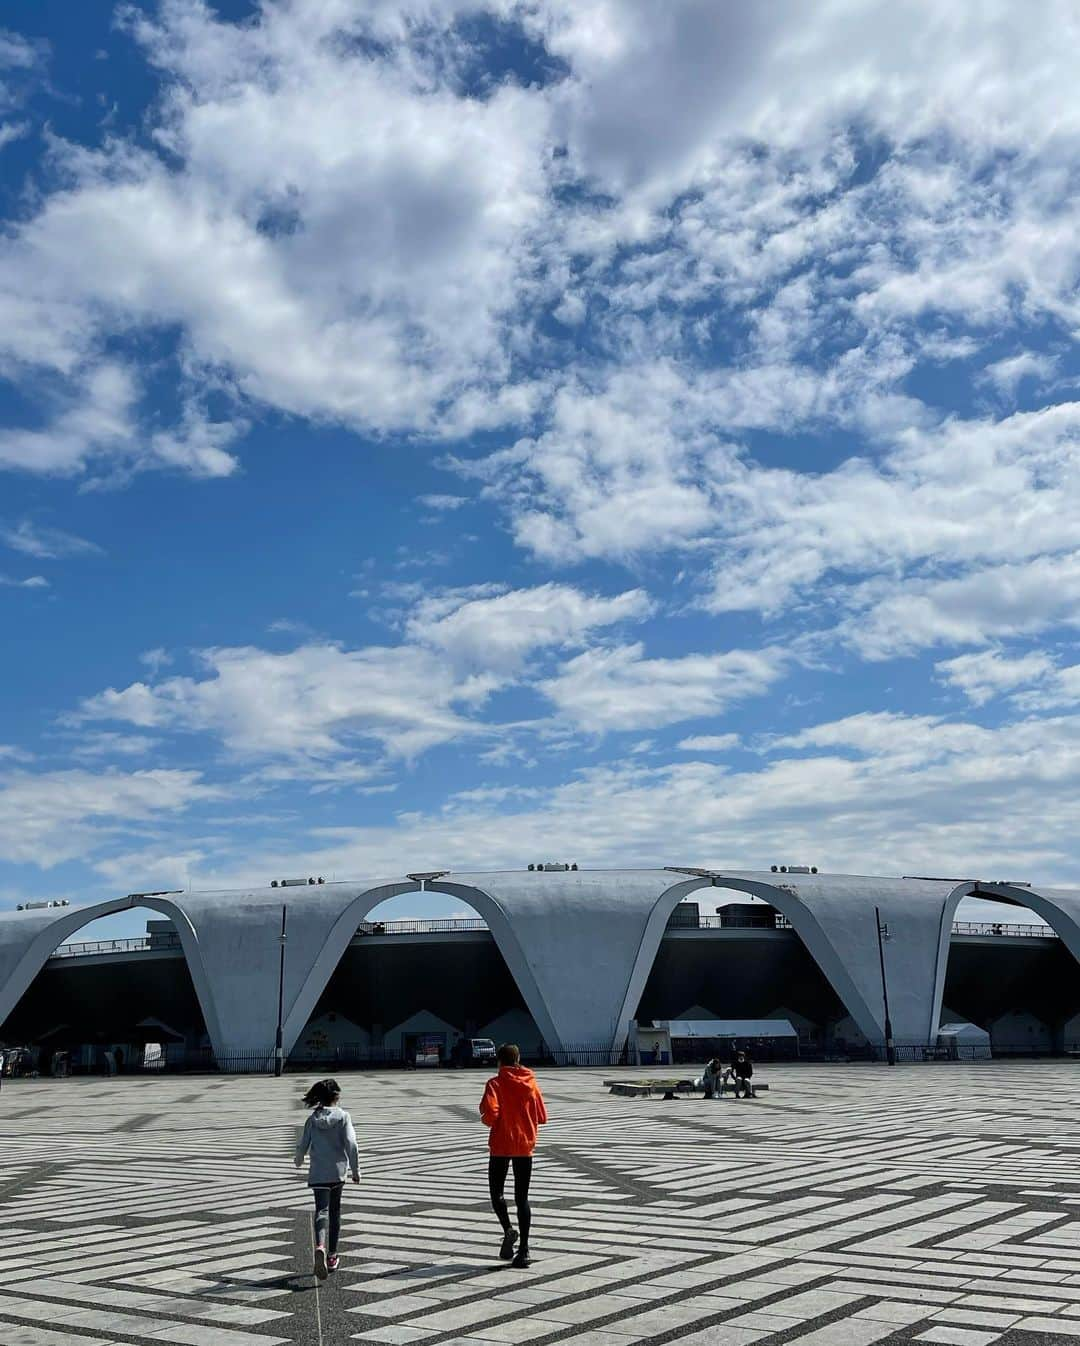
[2,866,1080,1072]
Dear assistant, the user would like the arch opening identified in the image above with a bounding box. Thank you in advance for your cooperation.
[934,883,1080,1057]
[631,887,856,1059]
[286,883,551,1067]
[0,897,222,1071]
[620,872,951,1057]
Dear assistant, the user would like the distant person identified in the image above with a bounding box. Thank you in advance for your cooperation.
[480,1043,548,1268]
[294,1077,360,1279]
[728,1049,755,1099]
[701,1057,724,1099]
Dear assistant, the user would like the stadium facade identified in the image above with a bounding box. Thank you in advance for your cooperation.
[3,868,1080,1067]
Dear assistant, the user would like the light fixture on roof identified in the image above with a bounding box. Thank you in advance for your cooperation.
[407,870,449,890]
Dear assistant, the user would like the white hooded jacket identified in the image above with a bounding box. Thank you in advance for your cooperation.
[294,1105,360,1186]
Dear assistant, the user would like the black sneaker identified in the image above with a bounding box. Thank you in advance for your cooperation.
[511,1249,532,1269]
[499,1227,518,1261]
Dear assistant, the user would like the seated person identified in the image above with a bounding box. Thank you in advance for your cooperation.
[701,1057,724,1099]
[727,1049,755,1098]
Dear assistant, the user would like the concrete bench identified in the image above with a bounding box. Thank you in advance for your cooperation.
[605,1078,770,1098]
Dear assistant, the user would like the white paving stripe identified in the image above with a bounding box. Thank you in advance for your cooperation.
[5,1063,1080,1345]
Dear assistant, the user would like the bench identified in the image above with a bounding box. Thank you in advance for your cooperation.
[605,1078,770,1099]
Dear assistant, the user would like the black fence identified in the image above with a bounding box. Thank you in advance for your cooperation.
[11,1041,635,1075]
[8,1038,1074,1078]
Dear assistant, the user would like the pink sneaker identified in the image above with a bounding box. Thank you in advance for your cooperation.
[314,1247,328,1280]
[328,1254,340,1273]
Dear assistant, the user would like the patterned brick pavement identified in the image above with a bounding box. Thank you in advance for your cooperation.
[3,1063,1080,1346]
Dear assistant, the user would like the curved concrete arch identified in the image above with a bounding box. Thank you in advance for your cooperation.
[427,870,696,1055]
[0,894,224,1056]
[613,876,717,1040]
[280,880,420,1053]
[931,882,1080,1047]
[929,881,982,1038]
[973,884,1080,962]
[421,879,565,1052]
[173,879,415,1061]
[626,872,962,1048]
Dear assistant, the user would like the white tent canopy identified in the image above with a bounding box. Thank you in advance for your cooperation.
[654,1018,797,1039]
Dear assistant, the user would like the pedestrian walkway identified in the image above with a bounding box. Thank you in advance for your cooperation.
[3,1063,1080,1344]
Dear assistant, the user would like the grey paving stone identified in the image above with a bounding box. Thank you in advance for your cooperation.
[5,1064,1080,1346]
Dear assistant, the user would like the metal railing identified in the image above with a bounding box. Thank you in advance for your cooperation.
[50,934,182,959]
[45,915,1057,962]
[950,921,1055,938]
[690,914,795,930]
[684,915,1054,937]
[355,917,489,936]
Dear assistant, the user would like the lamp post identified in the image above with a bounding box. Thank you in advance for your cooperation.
[875,905,895,1066]
[274,904,287,1077]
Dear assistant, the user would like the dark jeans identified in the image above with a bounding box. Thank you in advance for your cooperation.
[312,1183,343,1254]
[489,1156,533,1247]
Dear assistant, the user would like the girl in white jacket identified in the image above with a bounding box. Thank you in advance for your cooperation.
[295,1078,360,1279]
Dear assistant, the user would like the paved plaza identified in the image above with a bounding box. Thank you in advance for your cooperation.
[3,1065,1080,1346]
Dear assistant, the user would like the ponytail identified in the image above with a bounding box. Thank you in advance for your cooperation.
[302,1078,341,1108]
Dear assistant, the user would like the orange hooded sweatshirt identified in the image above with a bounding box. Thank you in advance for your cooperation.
[480,1064,548,1156]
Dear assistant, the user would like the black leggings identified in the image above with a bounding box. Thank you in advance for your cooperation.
[488,1156,532,1247]
[312,1183,343,1254]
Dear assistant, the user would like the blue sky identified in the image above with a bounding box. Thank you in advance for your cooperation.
[2,1,1079,937]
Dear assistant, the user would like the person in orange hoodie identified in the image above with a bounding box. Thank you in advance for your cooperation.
[480,1042,548,1267]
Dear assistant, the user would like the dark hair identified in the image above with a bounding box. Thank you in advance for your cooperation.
[302,1078,341,1108]
[497,1043,520,1066]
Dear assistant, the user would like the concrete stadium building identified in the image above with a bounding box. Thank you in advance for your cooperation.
[3,867,1080,1068]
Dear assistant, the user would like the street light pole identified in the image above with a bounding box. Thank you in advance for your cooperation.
[875,905,896,1066]
[274,904,287,1078]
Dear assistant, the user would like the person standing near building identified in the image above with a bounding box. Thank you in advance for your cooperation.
[294,1078,360,1279]
[480,1044,548,1267]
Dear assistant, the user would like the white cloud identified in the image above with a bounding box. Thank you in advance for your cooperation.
[1014,665,1080,712]
[0,28,44,151]
[139,648,173,675]
[0,363,240,481]
[417,494,469,511]
[70,732,161,760]
[75,641,496,762]
[408,582,654,672]
[0,519,101,559]
[0,573,48,588]
[677,734,741,752]
[540,642,787,732]
[0,767,222,867]
[981,351,1058,399]
[936,649,1056,706]
[196,708,1080,889]
[847,552,1080,660]
[0,0,554,477]
[935,651,1080,714]
[535,1,1080,198]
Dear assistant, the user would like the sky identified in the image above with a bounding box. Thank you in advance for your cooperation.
[1,0,1078,939]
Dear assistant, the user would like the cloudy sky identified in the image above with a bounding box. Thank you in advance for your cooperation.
[2,0,1078,929]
